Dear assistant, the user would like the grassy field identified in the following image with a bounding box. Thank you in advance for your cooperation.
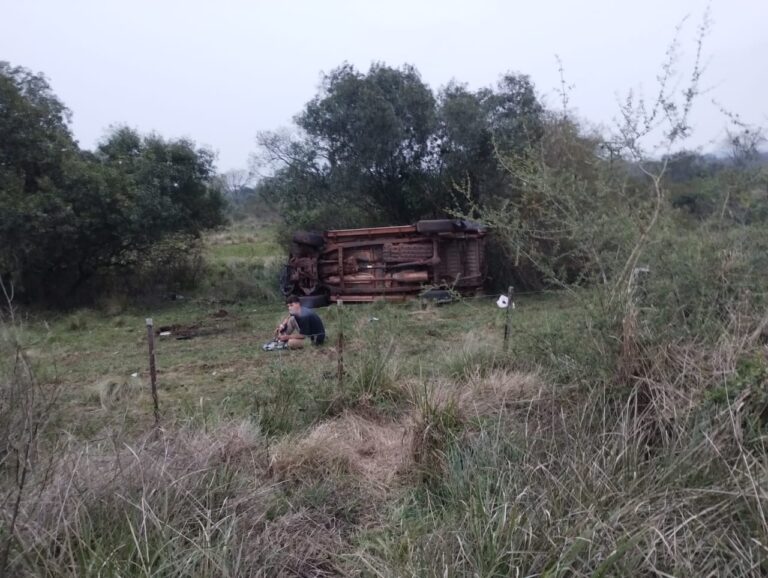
[3,221,767,576]
[26,284,577,438]
[205,219,284,264]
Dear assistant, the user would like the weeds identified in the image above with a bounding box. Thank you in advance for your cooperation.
[345,336,402,407]
[246,361,315,436]
[441,331,511,381]
[361,367,768,576]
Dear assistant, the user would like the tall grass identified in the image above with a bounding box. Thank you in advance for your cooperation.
[3,420,364,577]
[360,365,768,576]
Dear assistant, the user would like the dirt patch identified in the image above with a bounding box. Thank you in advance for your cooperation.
[156,313,239,340]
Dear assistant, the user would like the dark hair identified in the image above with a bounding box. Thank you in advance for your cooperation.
[286,295,301,305]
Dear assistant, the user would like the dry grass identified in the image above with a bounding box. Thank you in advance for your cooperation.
[270,411,409,496]
[91,374,145,409]
[270,367,548,490]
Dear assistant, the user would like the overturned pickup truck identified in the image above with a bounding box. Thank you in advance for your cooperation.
[280,219,487,307]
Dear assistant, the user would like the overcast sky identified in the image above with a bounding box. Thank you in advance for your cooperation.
[2,0,765,172]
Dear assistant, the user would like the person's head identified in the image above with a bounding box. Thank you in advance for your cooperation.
[286,295,302,315]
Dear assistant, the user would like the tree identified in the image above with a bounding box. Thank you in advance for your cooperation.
[218,169,254,207]
[257,62,439,228]
[0,62,76,195]
[0,62,82,300]
[255,64,547,232]
[436,82,497,208]
[436,73,544,209]
[96,126,226,239]
[0,63,226,304]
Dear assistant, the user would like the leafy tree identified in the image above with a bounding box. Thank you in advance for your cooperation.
[0,64,225,305]
[0,62,76,194]
[436,74,544,209]
[96,126,225,239]
[485,73,545,157]
[257,63,439,227]
[436,82,497,208]
[0,62,82,300]
[303,62,439,223]
[255,64,546,232]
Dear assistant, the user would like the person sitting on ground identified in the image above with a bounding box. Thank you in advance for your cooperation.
[273,295,326,349]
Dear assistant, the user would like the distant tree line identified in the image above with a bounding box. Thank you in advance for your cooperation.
[0,62,226,305]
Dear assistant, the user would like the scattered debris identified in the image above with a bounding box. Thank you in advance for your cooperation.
[152,314,237,341]
[496,295,515,309]
[156,323,202,340]
[263,340,288,352]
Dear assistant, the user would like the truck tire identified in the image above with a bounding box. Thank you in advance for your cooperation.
[458,220,486,232]
[416,219,460,233]
[290,242,320,258]
[299,293,330,309]
[292,231,325,247]
[416,219,486,234]
[420,288,454,304]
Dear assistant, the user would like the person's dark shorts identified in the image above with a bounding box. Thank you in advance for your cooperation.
[311,334,325,345]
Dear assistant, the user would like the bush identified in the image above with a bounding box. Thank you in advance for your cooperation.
[110,233,206,300]
[643,221,768,339]
[0,64,226,306]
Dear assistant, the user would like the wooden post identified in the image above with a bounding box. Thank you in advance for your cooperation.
[337,299,344,389]
[503,286,513,352]
[145,318,160,428]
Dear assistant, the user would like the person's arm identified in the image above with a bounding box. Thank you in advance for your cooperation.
[275,315,291,336]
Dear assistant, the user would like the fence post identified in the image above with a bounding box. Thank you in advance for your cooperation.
[145,318,160,428]
[503,286,514,352]
[337,299,344,389]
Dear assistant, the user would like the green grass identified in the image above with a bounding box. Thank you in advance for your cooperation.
[16,289,617,441]
[205,220,283,264]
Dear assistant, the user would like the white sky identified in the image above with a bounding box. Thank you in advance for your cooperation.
[2,0,765,172]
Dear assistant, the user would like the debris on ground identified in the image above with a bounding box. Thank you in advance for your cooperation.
[152,309,238,340]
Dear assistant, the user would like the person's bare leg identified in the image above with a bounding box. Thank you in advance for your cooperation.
[287,338,304,349]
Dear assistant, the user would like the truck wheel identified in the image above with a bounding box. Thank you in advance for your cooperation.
[292,232,325,247]
[290,242,320,258]
[420,288,454,304]
[416,219,460,233]
[457,220,486,232]
[299,293,330,309]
